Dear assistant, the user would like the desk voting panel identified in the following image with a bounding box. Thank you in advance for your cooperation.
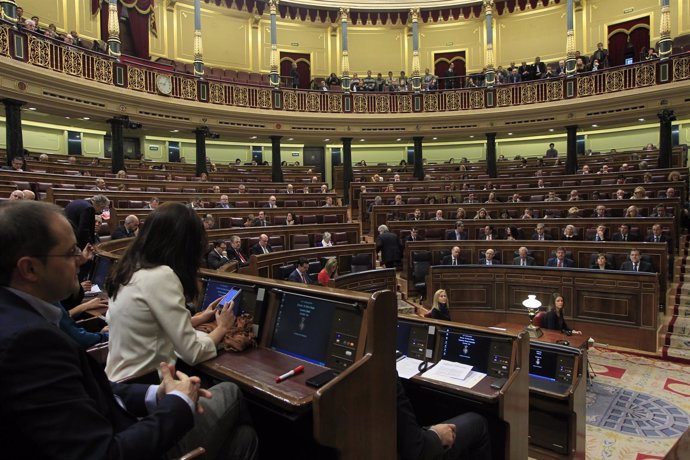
[196,272,397,460]
[396,317,529,460]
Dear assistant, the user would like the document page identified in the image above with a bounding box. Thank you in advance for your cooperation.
[396,357,424,379]
[421,359,486,388]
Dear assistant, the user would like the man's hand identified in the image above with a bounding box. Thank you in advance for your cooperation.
[157,362,213,415]
[429,423,456,448]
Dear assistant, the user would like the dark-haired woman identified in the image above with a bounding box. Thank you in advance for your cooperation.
[105,202,236,381]
[544,293,582,335]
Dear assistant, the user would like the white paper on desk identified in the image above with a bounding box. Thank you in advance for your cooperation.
[397,357,424,379]
[89,284,102,294]
[421,359,474,384]
[452,371,486,389]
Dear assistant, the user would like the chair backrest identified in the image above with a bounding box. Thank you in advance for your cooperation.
[412,260,431,283]
[301,215,317,224]
[292,234,310,249]
[277,263,295,280]
[533,311,546,328]
[351,253,373,272]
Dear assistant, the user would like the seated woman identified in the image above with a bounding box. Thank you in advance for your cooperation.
[544,293,582,335]
[473,208,491,220]
[318,258,338,286]
[105,203,237,381]
[285,211,297,225]
[417,289,451,322]
[591,252,615,270]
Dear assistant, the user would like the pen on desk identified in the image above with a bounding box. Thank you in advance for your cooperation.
[275,365,305,383]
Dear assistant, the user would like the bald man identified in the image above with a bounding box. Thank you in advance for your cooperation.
[111,215,139,240]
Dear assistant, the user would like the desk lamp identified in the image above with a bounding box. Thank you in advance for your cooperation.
[522,294,543,338]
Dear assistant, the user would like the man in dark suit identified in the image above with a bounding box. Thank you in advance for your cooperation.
[620,248,654,272]
[481,225,498,241]
[376,224,402,269]
[227,235,249,266]
[207,240,230,270]
[479,248,500,265]
[249,233,272,255]
[546,247,575,268]
[442,246,466,266]
[513,246,536,266]
[404,228,424,245]
[216,194,233,208]
[545,142,558,158]
[613,224,639,242]
[446,221,468,241]
[396,379,491,460]
[288,257,313,284]
[251,210,270,227]
[262,196,278,209]
[0,201,255,459]
[409,208,423,221]
[531,223,553,241]
[111,214,139,240]
[64,194,109,249]
[646,224,668,244]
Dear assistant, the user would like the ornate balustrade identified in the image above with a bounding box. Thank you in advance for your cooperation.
[2,20,690,115]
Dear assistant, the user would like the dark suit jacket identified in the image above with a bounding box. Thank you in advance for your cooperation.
[441,255,466,266]
[620,260,653,272]
[215,203,233,209]
[111,225,135,240]
[513,256,536,266]
[251,218,270,227]
[404,236,424,244]
[531,232,553,240]
[445,230,468,241]
[64,199,96,248]
[207,249,230,269]
[376,231,402,265]
[396,379,444,460]
[546,257,575,267]
[0,287,193,459]
[249,243,273,255]
[227,248,249,266]
[561,234,580,241]
[478,258,501,265]
[288,269,313,284]
[613,232,640,242]
[646,235,668,244]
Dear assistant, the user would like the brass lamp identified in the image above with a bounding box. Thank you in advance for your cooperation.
[522,294,543,338]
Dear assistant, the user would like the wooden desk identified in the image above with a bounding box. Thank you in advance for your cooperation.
[497,322,587,460]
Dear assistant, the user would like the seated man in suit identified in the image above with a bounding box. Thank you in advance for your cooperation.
[0,200,257,459]
[228,235,249,266]
[479,248,500,265]
[216,194,233,208]
[481,225,498,241]
[288,257,314,284]
[446,221,468,241]
[613,224,639,242]
[111,214,139,240]
[513,246,536,266]
[646,224,668,244]
[531,223,553,241]
[251,210,271,227]
[262,196,278,209]
[442,246,466,266]
[250,233,272,255]
[546,247,575,268]
[409,208,424,221]
[207,240,230,269]
[620,248,654,272]
[404,228,424,245]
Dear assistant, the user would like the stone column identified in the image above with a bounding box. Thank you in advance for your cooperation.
[565,125,578,174]
[270,135,284,182]
[484,0,496,87]
[268,0,280,88]
[410,9,421,92]
[193,0,204,77]
[658,109,676,169]
[107,0,121,58]
[486,133,497,178]
[2,99,24,165]
[565,0,576,76]
[658,0,672,59]
[413,137,424,180]
[107,117,126,173]
[194,127,208,177]
[340,8,351,92]
[342,137,353,205]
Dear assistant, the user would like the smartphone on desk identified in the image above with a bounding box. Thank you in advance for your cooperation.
[218,288,242,315]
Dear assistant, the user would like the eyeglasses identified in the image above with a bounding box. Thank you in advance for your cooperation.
[39,245,83,259]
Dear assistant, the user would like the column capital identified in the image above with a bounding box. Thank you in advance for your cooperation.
[483,0,494,14]
[340,8,349,22]
[657,109,676,123]
[409,8,419,22]
[268,0,279,14]
[1,98,25,108]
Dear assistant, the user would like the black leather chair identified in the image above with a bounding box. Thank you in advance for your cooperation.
[411,251,432,300]
[351,253,373,273]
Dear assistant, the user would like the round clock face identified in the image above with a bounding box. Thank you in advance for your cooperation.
[156,74,172,95]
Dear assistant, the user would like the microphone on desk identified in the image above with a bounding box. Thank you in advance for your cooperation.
[275,365,305,383]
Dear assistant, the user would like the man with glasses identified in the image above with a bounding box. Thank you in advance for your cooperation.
[0,201,226,459]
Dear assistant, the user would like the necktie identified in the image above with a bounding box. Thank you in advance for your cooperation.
[262,246,268,254]
[623,235,627,241]
[557,260,562,268]
[633,263,638,272]
[654,236,658,242]
[238,251,246,263]
[539,235,543,241]
[521,259,526,266]
[301,272,308,284]
[488,235,492,241]
[453,259,457,266]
